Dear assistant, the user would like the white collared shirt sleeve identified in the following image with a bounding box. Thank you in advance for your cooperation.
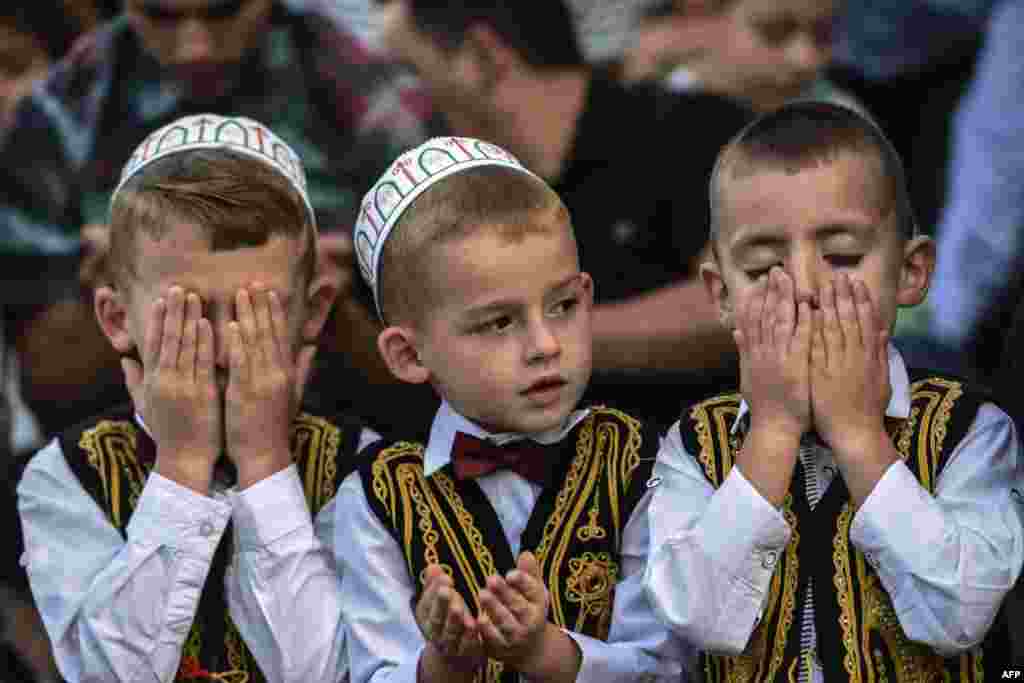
[643,423,792,656]
[335,470,425,683]
[850,403,1024,654]
[226,466,347,683]
[564,486,694,682]
[226,426,379,683]
[17,439,231,683]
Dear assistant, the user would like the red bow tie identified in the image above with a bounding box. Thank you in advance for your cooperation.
[450,432,556,487]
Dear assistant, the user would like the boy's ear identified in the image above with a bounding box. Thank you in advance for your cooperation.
[579,271,595,311]
[896,235,936,307]
[94,286,134,354]
[377,326,431,385]
[699,258,734,327]
[301,273,340,343]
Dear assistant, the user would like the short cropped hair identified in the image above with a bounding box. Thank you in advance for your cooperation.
[404,0,584,69]
[710,100,917,244]
[379,165,570,325]
[108,148,316,290]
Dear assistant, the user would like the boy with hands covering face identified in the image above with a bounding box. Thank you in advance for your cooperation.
[644,102,1024,681]
[337,137,690,683]
[17,115,376,683]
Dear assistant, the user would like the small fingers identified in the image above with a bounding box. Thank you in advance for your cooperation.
[181,292,201,378]
[228,321,249,386]
[143,297,165,370]
[508,562,547,611]
[196,317,214,387]
[792,300,812,355]
[853,279,877,347]
[437,595,468,654]
[235,288,258,364]
[492,574,531,621]
[774,268,796,346]
[821,280,843,354]
[747,275,769,348]
[159,287,184,370]
[268,290,290,362]
[761,270,780,348]
[835,274,861,347]
[250,284,281,367]
[811,307,827,368]
[478,589,512,650]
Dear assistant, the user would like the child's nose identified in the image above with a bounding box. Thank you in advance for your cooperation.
[525,320,561,363]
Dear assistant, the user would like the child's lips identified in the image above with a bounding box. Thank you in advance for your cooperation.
[522,376,568,401]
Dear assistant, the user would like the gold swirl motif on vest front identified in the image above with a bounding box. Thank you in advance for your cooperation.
[79,420,145,528]
[566,551,619,637]
[535,411,637,629]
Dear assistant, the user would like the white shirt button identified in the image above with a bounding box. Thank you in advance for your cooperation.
[199,521,215,537]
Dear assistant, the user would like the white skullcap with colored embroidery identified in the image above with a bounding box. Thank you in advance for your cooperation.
[111,113,316,228]
[354,136,539,319]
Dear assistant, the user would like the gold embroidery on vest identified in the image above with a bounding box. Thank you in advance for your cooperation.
[834,503,863,683]
[577,490,606,543]
[600,407,644,491]
[539,414,605,628]
[762,496,800,683]
[220,614,252,683]
[909,378,962,493]
[566,551,619,637]
[433,469,499,588]
[293,412,341,515]
[79,420,145,528]
[371,443,423,527]
[895,407,919,460]
[691,395,741,486]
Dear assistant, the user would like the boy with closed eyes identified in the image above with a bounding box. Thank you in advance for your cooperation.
[643,101,1024,682]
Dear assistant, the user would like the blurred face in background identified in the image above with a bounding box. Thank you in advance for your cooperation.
[373,0,499,139]
[0,21,50,125]
[126,0,274,101]
[697,0,838,112]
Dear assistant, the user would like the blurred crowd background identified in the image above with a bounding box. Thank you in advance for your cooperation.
[2,0,1023,680]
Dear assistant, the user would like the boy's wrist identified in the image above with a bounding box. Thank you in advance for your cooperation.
[419,642,482,683]
[748,412,805,443]
[513,622,580,682]
[233,447,293,490]
[827,422,891,463]
[154,449,217,495]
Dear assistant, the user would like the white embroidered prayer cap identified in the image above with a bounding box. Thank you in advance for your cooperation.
[111,113,316,229]
[354,136,539,320]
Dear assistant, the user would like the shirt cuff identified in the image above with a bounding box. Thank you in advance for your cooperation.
[127,471,232,559]
[565,629,679,682]
[849,461,947,577]
[703,467,792,589]
[231,465,313,551]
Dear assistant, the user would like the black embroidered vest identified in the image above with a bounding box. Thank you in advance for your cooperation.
[677,372,1000,683]
[57,403,363,682]
[358,407,657,683]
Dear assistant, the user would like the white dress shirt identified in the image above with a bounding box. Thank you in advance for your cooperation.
[643,346,1024,673]
[336,401,693,683]
[17,412,377,683]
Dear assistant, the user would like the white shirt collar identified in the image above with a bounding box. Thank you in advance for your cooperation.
[423,400,592,477]
[731,342,912,435]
